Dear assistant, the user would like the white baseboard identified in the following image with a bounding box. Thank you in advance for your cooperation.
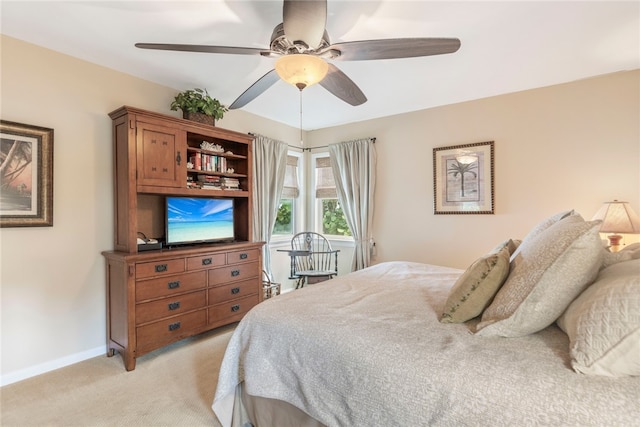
[1,345,106,387]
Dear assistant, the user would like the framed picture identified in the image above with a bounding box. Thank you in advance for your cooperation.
[433,141,494,215]
[0,120,54,227]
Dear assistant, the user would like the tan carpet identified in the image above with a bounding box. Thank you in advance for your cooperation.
[0,324,236,427]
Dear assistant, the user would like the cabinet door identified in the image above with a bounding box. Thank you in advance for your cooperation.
[136,122,186,188]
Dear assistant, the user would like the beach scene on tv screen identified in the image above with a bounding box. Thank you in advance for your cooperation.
[167,197,233,243]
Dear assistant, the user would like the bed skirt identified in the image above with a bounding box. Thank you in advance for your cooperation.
[232,382,326,427]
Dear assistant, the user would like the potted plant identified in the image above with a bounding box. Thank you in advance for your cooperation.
[170,88,228,126]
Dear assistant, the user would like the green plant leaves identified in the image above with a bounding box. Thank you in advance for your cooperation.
[170,88,228,120]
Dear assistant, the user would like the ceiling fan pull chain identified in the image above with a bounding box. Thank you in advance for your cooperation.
[299,88,303,146]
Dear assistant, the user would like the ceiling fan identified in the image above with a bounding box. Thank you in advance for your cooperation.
[136,0,461,110]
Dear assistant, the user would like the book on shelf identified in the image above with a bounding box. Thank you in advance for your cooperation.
[197,174,221,183]
[220,177,240,190]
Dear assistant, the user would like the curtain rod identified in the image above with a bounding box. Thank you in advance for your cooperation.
[302,137,377,152]
[248,133,376,152]
[248,133,304,151]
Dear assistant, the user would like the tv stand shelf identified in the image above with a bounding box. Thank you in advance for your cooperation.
[136,186,249,197]
[104,106,263,370]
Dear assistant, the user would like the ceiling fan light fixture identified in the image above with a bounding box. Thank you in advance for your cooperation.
[275,54,328,90]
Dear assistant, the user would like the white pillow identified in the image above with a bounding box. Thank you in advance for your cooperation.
[476,214,603,337]
[601,248,633,269]
[509,210,574,260]
[557,259,640,377]
[600,242,640,269]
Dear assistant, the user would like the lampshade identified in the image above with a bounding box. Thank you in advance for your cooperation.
[591,200,640,251]
[275,54,328,90]
[591,200,640,233]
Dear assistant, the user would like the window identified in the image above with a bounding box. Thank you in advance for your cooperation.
[273,154,300,236]
[315,155,352,237]
[273,199,294,234]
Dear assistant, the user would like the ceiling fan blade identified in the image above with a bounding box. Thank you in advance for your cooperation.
[229,69,281,109]
[319,63,367,106]
[328,38,461,61]
[135,43,269,56]
[283,0,327,49]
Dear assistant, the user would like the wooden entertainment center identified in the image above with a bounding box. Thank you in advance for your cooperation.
[103,106,264,371]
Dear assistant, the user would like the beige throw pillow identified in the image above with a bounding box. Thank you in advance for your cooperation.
[475,215,603,337]
[441,247,510,323]
[557,259,640,377]
[490,238,520,256]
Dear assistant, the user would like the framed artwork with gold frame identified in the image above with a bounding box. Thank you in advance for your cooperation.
[0,120,54,227]
[433,141,494,215]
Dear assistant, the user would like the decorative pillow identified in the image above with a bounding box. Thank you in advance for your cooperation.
[557,259,640,376]
[600,243,640,269]
[475,214,603,337]
[440,246,511,323]
[601,248,633,269]
[490,238,521,256]
[621,242,640,253]
[509,210,574,260]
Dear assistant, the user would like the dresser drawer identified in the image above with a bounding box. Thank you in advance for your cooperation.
[186,253,226,271]
[208,294,258,325]
[136,271,206,301]
[136,290,206,325]
[209,262,259,286]
[227,248,260,264]
[136,258,185,279]
[208,279,258,304]
[136,310,207,353]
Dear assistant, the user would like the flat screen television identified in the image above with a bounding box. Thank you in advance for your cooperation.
[166,196,235,246]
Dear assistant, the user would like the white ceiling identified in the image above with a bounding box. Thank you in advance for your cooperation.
[2,1,638,130]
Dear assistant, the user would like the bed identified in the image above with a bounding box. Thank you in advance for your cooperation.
[212,211,640,426]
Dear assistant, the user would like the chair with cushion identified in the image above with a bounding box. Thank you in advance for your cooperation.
[284,232,339,288]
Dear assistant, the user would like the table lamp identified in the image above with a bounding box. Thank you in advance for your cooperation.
[591,200,640,252]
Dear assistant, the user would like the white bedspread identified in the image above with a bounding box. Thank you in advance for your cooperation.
[213,261,640,426]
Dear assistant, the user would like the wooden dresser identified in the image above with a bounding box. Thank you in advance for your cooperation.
[104,242,262,370]
[103,106,263,370]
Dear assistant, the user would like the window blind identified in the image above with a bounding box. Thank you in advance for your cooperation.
[281,155,300,198]
[315,156,337,198]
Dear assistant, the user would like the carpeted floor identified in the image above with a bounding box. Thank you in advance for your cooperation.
[0,324,236,427]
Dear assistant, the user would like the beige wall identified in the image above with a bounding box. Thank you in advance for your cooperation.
[307,71,640,268]
[0,36,298,384]
[1,34,638,384]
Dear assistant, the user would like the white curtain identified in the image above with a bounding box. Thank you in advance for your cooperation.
[329,138,376,271]
[252,134,288,277]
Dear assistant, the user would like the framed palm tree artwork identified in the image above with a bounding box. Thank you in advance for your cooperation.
[0,120,54,227]
[433,141,494,214]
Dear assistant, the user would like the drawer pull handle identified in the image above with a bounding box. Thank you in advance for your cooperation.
[155,264,168,273]
[231,304,240,312]
[168,302,181,310]
[168,322,181,331]
[231,270,240,277]
[202,258,212,266]
[231,287,240,294]
[240,253,248,260]
[168,281,180,289]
